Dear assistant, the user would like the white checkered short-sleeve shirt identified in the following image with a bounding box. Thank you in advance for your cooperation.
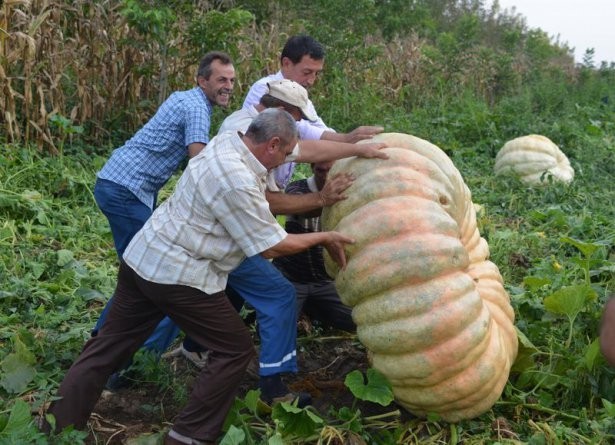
[123,131,287,294]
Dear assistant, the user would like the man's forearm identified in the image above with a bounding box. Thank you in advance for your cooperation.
[320,130,349,143]
[266,190,323,215]
[261,232,331,259]
[295,139,358,163]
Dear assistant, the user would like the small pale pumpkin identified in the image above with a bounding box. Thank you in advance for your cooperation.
[323,133,518,422]
[494,135,574,185]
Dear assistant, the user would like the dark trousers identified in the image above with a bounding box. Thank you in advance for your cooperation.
[48,262,255,442]
[295,281,356,332]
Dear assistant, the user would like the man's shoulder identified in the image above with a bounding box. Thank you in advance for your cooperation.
[164,87,209,108]
[250,72,283,88]
[205,132,248,167]
[190,133,240,173]
[225,107,256,122]
[242,72,284,108]
[219,107,258,134]
[198,138,264,196]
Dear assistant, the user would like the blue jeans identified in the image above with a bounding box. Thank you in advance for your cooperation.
[93,178,180,352]
[93,178,153,258]
[93,179,298,375]
[226,256,297,375]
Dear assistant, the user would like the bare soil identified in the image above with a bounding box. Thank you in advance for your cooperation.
[86,327,402,444]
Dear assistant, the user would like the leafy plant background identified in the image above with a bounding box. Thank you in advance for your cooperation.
[1,0,615,443]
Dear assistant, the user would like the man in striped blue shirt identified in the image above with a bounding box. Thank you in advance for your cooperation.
[91,51,235,382]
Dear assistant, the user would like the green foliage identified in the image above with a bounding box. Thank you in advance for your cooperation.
[0,400,34,441]
[47,115,84,157]
[345,369,394,406]
[0,399,88,444]
[1,0,615,442]
[0,147,117,443]
[1,334,36,394]
[216,370,400,444]
[219,425,246,445]
[375,0,435,41]
[271,402,324,438]
[544,284,597,347]
[185,8,255,61]
[121,0,176,39]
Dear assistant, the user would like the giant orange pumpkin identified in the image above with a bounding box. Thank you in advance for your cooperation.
[323,133,518,421]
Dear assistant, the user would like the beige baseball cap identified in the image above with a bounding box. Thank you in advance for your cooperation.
[267,79,318,122]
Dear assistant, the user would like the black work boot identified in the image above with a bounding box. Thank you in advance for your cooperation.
[259,373,312,408]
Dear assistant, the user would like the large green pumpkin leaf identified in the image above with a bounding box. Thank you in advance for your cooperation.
[523,276,552,291]
[219,425,246,445]
[0,354,36,394]
[243,389,261,414]
[543,284,595,320]
[0,399,30,436]
[267,434,286,445]
[511,327,538,372]
[544,284,596,347]
[271,402,323,437]
[56,249,74,267]
[602,399,615,417]
[560,237,602,258]
[1,335,37,394]
[345,369,394,406]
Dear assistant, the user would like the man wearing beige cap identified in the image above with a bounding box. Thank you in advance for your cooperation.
[221,79,386,193]
[222,78,318,133]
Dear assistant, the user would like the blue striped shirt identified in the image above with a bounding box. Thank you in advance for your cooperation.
[98,87,213,209]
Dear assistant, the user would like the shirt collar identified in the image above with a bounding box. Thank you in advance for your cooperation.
[234,131,268,180]
[196,87,214,113]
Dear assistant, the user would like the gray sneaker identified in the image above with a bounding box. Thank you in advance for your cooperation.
[180,345,209,369]
[267,391,312,408]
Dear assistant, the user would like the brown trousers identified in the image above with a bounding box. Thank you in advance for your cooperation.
[48,261,255,442]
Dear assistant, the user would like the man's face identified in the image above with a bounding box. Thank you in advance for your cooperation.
[281,106,303,122]
[281,55,324,90]
[312,161,333,188]
[198,60,236,107]
[250,132,298,171]
[264,137,298,171]
[275,138,298,168]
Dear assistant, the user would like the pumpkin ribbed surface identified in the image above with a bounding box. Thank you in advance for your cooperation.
[322,133,518,422]
[494,134,574,185]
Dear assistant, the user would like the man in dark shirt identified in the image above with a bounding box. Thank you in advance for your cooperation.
[273,161,355,331]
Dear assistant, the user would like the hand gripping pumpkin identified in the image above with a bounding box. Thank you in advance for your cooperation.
[494,134,574,185]
[323,133,518,422]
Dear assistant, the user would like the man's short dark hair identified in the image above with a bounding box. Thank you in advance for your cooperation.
[197,51,233,80]
[280,35,325,64]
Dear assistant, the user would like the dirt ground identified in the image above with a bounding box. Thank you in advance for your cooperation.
[87,327,402,444]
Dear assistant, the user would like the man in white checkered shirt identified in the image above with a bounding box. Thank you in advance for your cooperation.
[46,109,354,445]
